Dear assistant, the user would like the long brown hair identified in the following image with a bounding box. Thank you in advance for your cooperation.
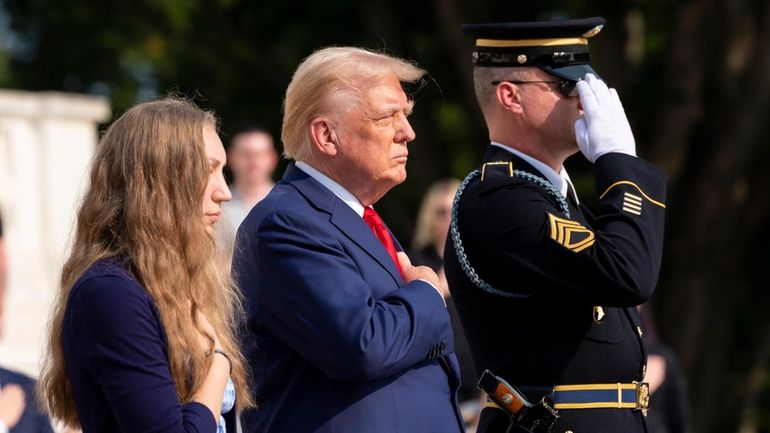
[38,97,254,427]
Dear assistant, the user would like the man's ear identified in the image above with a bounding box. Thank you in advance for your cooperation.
[495,82,524,115]
[309,117,339,156]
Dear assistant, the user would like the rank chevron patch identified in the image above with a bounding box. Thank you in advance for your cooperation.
[622,192,643,216]
[548,213,595,253]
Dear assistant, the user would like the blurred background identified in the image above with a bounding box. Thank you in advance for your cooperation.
[0,1,768,432]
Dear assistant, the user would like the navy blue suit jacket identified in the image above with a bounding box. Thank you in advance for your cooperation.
[234,164,464,433]
[0,367,53,433]
[63,260,233,433]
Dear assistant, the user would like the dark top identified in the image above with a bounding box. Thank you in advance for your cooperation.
[408,245,478,403]
[445,147,667,433]
[62,259,219,433]
[0,367,54,433]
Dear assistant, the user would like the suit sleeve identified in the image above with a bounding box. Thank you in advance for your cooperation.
[239,209,453,382]
[64,275,217,433]
[459,153,666,306]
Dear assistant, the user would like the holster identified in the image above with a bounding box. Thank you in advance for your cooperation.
[477,369,559,433]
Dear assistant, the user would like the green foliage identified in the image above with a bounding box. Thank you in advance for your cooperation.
[1,2,769,432]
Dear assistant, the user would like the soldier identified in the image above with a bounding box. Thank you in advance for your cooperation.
[445,17,667,433]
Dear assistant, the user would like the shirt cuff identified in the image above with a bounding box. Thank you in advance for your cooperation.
[0,420,9,433]
[418,279,446,306]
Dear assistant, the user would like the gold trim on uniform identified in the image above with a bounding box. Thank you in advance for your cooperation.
[480,161,514,181]
[582,24,604,38]
[593,306,606,323]
[552,382,649,412]
[475,37,588,48]
[622,192,643,215]
[548,213,595,253]
[599,180,666,208]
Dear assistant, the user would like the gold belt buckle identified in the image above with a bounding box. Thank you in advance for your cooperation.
[634,381,650,416]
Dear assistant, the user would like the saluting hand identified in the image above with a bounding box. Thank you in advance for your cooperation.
[397,252,447,298]
[574,73,637,162]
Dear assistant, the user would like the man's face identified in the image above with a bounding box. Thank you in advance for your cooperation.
[333,74,416,199]
[228,132,277,185]
[515,68,582,151]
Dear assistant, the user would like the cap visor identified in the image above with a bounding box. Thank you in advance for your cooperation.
[540,64,600,81]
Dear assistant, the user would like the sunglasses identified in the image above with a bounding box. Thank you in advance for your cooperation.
[490,79,579,98]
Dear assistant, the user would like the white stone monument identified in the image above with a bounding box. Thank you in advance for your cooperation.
[0,90,111,376]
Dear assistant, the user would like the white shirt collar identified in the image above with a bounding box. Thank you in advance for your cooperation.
[295,161,366,217]
[490,142,579,204]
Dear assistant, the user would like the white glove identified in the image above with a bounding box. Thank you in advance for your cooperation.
[574,73,637,163]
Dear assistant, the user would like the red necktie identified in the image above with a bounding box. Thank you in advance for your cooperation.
[363,207,404,278]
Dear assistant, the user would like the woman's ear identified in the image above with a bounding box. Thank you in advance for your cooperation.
[496,82,524,115]
[309,117,339,156]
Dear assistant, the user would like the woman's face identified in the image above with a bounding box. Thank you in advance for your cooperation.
[202,125,232,234]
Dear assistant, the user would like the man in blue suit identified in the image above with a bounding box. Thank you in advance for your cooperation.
[233,47,464,433]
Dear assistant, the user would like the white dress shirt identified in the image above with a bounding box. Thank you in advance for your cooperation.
[296,161,365,216]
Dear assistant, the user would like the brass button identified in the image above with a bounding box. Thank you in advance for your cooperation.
[502,393,513,404]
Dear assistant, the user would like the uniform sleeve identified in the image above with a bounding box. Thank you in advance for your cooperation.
[64,275,217,433]
[238,209,453,382]
[458,153,666,306]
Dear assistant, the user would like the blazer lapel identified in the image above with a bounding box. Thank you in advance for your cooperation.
[282,163,405,286]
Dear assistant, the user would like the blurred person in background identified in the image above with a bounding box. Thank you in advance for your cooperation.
[215,127,278,264]
[638,304,690,433]
[222,127,278,234]
[0,212,54,433]
[409,179,482,427]
[37,98,254,433]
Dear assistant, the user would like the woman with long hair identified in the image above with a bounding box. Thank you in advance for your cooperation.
[38,97,253,433]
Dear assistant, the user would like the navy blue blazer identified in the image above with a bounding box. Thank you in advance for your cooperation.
[234,164,464,433]
[62,259,234,433]
[0,367,53,433]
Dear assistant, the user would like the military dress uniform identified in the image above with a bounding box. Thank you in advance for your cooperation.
[445,17,668,433]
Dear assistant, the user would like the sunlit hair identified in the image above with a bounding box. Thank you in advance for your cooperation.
[282,46,426,161]
[38,97,254,427]
[412,178,460,251]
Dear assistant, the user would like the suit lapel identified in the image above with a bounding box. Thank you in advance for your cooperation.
[282,163,404,286]
[329,208,404,285]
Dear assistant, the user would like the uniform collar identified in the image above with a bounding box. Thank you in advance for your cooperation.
[489,142,579,204]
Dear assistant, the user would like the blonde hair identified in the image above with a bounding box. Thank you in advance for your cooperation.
[38,97,254,427]
[412,178,460,251]
[282,46,426,161]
